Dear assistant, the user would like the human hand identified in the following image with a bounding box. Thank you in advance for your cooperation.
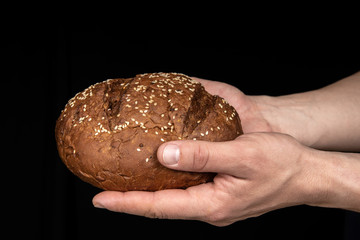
[93,132,318,226]
[191,77,273,133]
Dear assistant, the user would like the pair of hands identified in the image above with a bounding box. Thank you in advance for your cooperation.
[92,78,336,226]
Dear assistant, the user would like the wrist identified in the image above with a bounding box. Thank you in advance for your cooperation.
[302,149,360,212]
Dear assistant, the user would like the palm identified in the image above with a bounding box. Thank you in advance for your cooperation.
[193,77,272,133]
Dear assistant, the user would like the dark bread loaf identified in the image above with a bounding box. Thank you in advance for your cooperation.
[55,73,243,191]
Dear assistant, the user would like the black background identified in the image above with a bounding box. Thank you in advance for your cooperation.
[2,15,360,240]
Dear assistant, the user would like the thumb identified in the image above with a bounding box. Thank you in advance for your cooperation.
[157,140,238,175]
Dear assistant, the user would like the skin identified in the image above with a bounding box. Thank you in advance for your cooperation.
[92,72,360,226]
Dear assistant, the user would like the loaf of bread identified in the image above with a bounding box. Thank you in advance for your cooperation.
[55,73,243,191]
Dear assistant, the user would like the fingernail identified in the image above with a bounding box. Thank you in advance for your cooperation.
[93,201,105,209]
[162,144,180,166]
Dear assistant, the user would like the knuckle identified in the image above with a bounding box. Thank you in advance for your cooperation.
[143,193,168,219]
[192,143,210,171]
[206,211,225,223]
[144,207,167,219]
[205,209,232,227]
[239,134,263,158]
[193,191,237,226]
[202,199,229,226]
[244,144,260,159]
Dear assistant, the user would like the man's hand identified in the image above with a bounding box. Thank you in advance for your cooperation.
[93,133,318,226]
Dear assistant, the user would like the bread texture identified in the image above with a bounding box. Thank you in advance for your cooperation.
[55,73,243,191]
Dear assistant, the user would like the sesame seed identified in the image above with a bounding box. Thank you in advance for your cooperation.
[160,138,165,142]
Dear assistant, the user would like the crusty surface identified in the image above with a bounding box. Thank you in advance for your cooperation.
[55,73,243,191]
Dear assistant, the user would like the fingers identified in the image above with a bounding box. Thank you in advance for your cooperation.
[157,140,240,176]
[191,77,240,97]
[191,77,246,115]
[191,77,238,98]
[92,184,215,221]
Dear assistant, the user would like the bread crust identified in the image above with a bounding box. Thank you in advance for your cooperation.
[55,73,243,191]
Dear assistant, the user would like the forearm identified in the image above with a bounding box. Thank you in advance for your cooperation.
[303,149,360,212]
[251,71,360,151]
